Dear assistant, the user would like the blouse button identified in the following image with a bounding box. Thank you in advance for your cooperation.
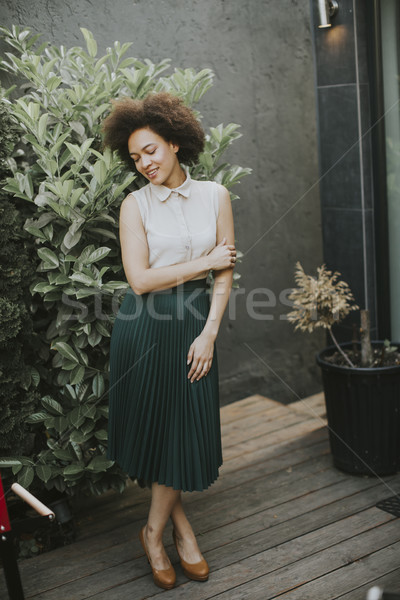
[185,245,190,249]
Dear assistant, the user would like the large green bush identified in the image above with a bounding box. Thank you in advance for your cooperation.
[0,98,39,454]
[0,26,249,497]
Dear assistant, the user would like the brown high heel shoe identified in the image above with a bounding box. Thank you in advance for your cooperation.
[172,529,209,582]
[139,526,176,590]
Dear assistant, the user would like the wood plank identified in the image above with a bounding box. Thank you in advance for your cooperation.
[69,429,331,542]
[223,417,326,462]
[11,462,389,598]
[1,390,398,600]
[75,513,400,599]
[154,524,400,600]
[69,434,329,546]
[335,569,400,599]
[222,420,327,467]
[70,423,327,530]
[3,475,397,600]
[66,396,280,518]
[69,400,323,522]
[49,442,335,553]
[221,402,292,441]
[222,404,299,448]
[289,392,326,417]
[196,482,399,572]
[268,538,400,600]
[222,409,325,452]
[68,423,327,539]
[68,400,315,524]
[4,455,343,597]
[220,395,280,425]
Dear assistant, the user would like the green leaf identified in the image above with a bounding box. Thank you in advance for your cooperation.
[69,121,85,138]
[62,360,80,371]
[24,225,46,240]
[63,464,85,475]
[45,415,68,433]
[69,406,85,428]
[25,412,48,424]
[37,247,59,268]
[30,367,40,387]
[70,430,92,443]
[70,365,85,385]
[52,342,79,364]
[93,160,106,184]
[86,247,111,264]
[92,373,105,398]
[81,138,94,155]
[94,429,108,441]
[63,229,82,250]
[113,174,136,199]
[80,27,98,57]
[84,404,97,419]
[18,466,35,488]
[41,395,65,416]
[88,329,102,347]
[53,448,73,461]
[86,228,117,240]
[33,282,57,294]
[102,281,129,291]
[36,465,53,483]
[81,421,95,436]
[64,142,82,162]
[86,455,114,472]
[97,405,109,418]
[0,459,22,468]
[70,442,83,461]
[38,113,49,143]
[70,272,96,286]
[95,321,111,337]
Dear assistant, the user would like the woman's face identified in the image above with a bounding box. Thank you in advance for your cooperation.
[128,127,184,189]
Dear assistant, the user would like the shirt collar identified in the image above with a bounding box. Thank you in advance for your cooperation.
[150,169,192,202]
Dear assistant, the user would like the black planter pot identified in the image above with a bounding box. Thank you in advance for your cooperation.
[316,341,400,476]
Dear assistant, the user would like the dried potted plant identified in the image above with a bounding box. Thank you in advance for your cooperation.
[287,262,400,476]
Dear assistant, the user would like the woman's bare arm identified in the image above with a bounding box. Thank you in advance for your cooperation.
[119,194,234,295]
[186,184,235,381]
[202,185,235,340]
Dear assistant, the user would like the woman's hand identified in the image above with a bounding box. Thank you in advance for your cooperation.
[187,331,215,383]
[207,237,236,271]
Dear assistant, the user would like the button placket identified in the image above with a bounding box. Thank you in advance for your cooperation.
[171,192,191,256]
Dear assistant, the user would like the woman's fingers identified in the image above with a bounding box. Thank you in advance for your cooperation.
[187,358,212,383]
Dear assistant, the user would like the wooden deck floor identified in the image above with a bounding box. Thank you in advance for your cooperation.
[1,393,400,599]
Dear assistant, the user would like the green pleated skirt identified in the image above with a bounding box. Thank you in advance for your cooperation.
[107,278,222,492]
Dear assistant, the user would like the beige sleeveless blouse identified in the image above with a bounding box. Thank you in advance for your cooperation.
[131,172,219,281]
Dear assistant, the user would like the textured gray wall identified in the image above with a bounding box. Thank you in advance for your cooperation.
[2,0,324,404]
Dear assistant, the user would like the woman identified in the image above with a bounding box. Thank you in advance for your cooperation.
[102,92,236,590]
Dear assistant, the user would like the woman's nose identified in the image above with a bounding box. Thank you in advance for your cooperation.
[142,155,152,168]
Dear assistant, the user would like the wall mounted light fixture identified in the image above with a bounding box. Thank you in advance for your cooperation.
[318,0,339,28]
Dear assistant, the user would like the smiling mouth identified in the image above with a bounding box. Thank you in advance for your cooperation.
[147,168,159,178]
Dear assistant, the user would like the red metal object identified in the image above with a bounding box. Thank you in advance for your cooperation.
[0,472,11,533]
[1,473,56,599]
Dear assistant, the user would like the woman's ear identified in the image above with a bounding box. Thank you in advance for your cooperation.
[170,141,179,154]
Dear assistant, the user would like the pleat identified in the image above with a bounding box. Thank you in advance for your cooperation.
[107,279,222,492]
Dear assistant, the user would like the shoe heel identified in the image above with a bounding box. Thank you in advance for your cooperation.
[172,528,209,582]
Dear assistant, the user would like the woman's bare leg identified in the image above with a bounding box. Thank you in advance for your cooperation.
[144,483,180,570]
[170,495,204,563]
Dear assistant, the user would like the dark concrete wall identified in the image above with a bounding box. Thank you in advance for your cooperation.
[2,0,324,404]
[310,0,378,342]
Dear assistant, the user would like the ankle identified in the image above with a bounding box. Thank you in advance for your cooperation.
[173,525,195,541]
[145,524,163,545]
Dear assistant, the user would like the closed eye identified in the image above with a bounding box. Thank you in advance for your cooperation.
[132,149,156,163]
